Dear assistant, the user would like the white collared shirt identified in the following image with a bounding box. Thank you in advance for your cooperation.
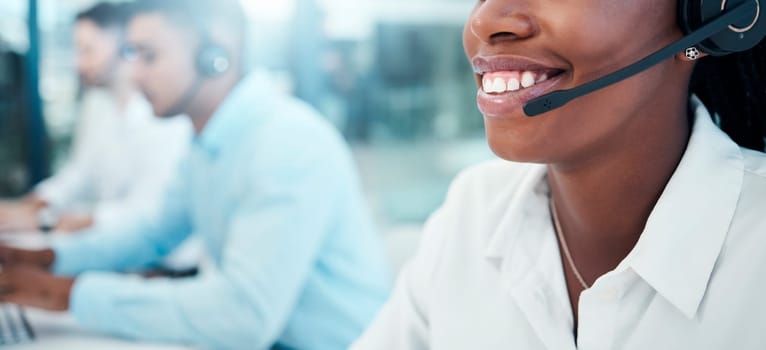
[36,89,191,227]
[352,97,766,350]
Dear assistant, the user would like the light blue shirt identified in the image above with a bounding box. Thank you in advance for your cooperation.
[51,71,391,350]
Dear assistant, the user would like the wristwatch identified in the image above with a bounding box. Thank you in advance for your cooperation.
[37,207,58,233]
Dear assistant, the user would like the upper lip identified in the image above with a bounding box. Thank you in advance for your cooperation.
[471,55,568,75]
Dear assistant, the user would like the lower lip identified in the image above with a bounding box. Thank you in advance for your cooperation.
[476,73,567,118]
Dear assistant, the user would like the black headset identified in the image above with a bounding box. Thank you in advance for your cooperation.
[525,0,765,116]
[162,12,233,115]
[679,0,764,55]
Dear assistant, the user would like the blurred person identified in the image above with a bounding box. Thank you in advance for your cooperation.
[0,0,390,349]
[0,2,191,233]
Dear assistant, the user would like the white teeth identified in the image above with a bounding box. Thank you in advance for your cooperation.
[521,71,535,88]
[482,70,552,93]
[491,78,506,93]
[507,77,520,91]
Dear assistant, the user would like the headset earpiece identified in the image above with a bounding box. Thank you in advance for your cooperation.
[678,0,765,55]
[196,43,231,78]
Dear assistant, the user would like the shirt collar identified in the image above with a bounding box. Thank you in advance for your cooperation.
[194,71,275,157]
[484,96,744,319]
[618,95,744,318]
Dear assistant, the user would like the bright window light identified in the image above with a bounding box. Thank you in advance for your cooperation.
[239,0,296,22]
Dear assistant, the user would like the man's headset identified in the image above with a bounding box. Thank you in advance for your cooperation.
[195,33,231,78]
[523,0,765,116]
[167,14,232,115]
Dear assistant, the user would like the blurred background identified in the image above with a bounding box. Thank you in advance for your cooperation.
[0,0,497,269]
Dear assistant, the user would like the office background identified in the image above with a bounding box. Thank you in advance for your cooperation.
[0,0,496,266]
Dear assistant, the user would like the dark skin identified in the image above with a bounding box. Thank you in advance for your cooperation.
[0,247,71,310]
[464,0,703,334]
[0,13,243,313]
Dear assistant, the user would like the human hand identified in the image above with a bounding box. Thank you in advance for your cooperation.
[0,265,74,311]
[0,246,55,269]
[0,204,38,233]
[55,213,94,232]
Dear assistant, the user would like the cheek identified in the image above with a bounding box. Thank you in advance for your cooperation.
[76,49,97,70]
[549,0,675,80]
[76,55,91,71]
[90,40,117,69]
[554,16,629,78]
[92,51,113,71]
[161,47,195,81]
[149,56,196,105]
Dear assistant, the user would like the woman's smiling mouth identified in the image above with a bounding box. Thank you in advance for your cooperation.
[472,55,569,117]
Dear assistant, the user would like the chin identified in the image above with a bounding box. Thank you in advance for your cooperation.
[487,140,545,164]
[155,111,177,118]
[485,125,552,164]
[150,105,172,118]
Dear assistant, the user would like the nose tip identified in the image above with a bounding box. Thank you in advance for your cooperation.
[468,0,537,45]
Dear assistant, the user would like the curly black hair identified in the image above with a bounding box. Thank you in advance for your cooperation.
[690,40,766,152]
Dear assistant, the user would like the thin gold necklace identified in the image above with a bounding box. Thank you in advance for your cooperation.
[550,198,590,290]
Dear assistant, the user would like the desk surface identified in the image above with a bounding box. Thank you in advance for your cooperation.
[6,309,194,350]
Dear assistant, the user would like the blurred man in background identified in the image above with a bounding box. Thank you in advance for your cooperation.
[0,2,191,233]
[0,0,390,349]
